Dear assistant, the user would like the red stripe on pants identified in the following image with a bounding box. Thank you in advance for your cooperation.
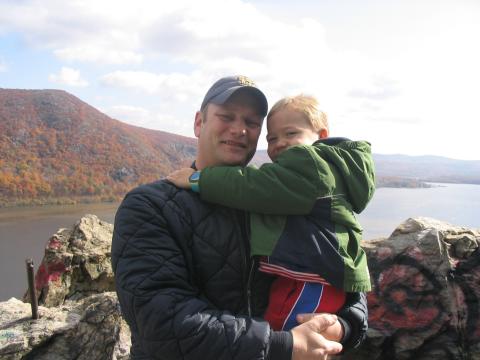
[264,276,346,330]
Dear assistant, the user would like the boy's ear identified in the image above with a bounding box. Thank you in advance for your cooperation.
[318,128,329,139]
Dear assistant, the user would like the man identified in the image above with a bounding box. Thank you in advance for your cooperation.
[111,75,368,359]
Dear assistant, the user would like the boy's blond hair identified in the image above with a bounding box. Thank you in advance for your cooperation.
[267,95,328,132]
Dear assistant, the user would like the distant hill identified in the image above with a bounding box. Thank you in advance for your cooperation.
[373,154,480,185]
[0,88,196,206]
[252,150,480,187]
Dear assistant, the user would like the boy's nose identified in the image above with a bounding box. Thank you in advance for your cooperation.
[272,141,287,155]
[277,139,288,149]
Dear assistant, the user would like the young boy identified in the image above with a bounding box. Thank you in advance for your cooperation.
[167,95,375,336]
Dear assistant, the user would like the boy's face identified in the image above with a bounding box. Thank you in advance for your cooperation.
[266,108,322,161]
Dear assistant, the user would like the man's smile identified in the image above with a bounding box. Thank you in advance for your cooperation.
[221,140,247,149]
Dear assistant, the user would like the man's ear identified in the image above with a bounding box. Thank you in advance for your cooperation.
[194,111,203,138]
[318,128,329,139]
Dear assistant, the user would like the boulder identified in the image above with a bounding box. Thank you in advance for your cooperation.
[0,292,130,360]
[341,217,480,359]
[26,214,115,307]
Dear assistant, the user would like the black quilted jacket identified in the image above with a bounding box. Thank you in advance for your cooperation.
[111,180,368,359]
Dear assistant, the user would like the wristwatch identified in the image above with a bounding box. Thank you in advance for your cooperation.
[189,171,201,192]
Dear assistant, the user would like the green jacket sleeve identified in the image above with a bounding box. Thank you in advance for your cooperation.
[199,145,335,215]
[316,141,375,214]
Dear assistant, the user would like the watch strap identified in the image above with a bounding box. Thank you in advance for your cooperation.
[189,171,201,192]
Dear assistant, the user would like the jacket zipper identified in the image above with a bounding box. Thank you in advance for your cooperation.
[237,209,254,317]
[246,258,256,317]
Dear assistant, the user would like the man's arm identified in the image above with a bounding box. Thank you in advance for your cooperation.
[111,186,274,359]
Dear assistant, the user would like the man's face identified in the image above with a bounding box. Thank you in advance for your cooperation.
[194,91,264,169]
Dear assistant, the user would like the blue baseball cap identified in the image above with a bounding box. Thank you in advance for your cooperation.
[200,75,268,117]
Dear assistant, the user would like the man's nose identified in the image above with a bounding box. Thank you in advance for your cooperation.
[230,121,247,136]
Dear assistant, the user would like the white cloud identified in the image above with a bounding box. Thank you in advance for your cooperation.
[0,0,328,72]
[155,112,194,136]
[348,76,401,101]
[101,71,164,93]
[54,47,143,65]
[0,0,350,89]
[105,105,152,127]
[100,70,205,102]
[49,67,89,87]
[0,0,146,64]
[144,1,278,62]
[103,103,195,136]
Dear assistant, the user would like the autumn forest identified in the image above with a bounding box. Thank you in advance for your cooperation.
[0,89,196,207]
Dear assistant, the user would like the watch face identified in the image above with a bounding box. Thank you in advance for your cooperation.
[189,171,200,182]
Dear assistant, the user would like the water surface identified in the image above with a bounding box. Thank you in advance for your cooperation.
[1,183,479,301]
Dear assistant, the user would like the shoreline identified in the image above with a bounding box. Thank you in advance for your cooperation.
[0,196,122,209]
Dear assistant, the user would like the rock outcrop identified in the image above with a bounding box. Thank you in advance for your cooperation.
[29,214,115,307]
[1,214,130,360]
[0,215,479,359]
[341,217,480,360]
[0,293,130,360]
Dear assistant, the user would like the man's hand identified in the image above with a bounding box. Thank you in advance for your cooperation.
[166,168,195,189]
[297,313,344,342]
[290,314,343,360]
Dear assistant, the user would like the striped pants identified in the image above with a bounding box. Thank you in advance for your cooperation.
[263,276,346,331]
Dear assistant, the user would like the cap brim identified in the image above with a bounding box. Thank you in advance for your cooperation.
[209,86,268,117]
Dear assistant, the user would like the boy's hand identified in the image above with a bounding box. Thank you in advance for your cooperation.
[296,313,344,342]
[166,168,195,189]
[290,313,342,360]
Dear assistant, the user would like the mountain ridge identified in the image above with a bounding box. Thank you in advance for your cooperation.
[0,88,196,206]
[1,88,479,206]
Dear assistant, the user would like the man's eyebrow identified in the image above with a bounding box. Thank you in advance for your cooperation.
[214,109,231,115]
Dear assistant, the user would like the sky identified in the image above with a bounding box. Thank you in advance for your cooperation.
[0,0,479,160]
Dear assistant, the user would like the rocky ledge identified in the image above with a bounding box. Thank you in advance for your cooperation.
[0,215,479,359]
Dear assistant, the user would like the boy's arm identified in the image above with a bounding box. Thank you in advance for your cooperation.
[167,146,331,215]
[167,141,375,216]
[199,146,336,215]
[336,292,368,350]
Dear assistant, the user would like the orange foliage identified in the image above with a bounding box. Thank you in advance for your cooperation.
[0,88,197,206]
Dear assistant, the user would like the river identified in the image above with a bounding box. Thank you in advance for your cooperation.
[1,183,479,301]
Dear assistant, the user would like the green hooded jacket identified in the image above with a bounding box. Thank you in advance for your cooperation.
[198,137,375,292]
